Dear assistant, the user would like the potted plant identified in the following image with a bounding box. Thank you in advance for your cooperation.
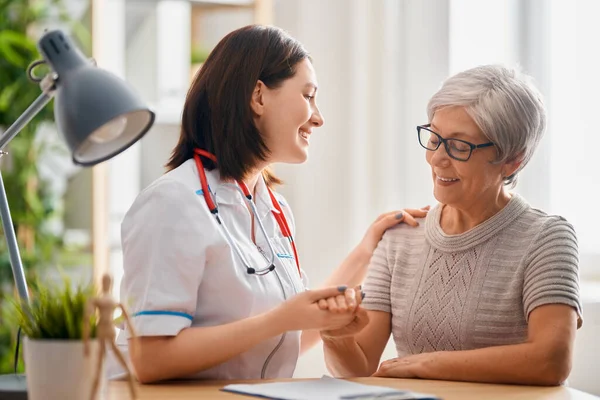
[10,277,103,400]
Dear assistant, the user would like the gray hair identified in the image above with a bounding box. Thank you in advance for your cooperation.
[426,65,546,187]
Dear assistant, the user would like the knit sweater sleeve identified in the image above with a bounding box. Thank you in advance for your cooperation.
[362,230,394,313]
[523,216,583,327]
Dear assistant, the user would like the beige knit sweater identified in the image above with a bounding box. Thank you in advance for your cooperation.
[362,194,582,356]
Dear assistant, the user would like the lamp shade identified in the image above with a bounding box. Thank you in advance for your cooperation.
[37,30,155,166]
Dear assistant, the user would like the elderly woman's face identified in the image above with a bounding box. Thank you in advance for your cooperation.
[426,106,505,208]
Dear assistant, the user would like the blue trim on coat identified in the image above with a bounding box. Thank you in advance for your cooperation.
[134,310,194,320]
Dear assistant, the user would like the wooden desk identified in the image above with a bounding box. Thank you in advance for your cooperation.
[108,377,599,400]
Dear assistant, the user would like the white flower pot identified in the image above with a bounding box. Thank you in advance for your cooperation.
[24,338,106,400]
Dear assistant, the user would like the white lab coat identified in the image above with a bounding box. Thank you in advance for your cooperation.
[109,158,308,380]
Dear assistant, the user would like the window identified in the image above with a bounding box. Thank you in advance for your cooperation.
[449,0,599,280]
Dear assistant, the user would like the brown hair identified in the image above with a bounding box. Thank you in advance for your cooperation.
[166,25,310,186]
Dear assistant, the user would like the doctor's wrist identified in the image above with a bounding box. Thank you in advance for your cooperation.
[264,304,304,335]
[260,310,290,336]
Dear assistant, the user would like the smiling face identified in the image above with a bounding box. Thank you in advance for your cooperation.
[426,106,511,210]
[252,58,324,165]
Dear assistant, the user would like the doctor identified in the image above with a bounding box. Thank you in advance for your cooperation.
[113,25,427,383]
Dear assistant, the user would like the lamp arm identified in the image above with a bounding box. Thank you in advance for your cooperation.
[0,74,56,150]
[0,172,29,302]
[0,74,57,302]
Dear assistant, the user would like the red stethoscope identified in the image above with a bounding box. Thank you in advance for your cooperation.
[193,149,301,277]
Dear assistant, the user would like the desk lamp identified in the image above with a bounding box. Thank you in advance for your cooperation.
[0,29,155,399]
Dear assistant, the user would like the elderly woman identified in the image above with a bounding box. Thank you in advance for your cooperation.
[321,65,582,386]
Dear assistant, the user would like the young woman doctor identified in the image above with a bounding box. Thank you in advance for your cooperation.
[113,25,427,383]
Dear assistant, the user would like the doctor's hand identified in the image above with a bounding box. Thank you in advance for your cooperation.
[358,206,430,256]
[271,287,357,332]
[317,285,363,312]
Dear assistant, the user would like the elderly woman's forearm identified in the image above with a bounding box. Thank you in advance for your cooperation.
[416,343,571,386]
[323,337,374,377]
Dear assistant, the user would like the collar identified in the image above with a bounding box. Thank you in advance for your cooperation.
[200,166,280,218]
[254,172,282,216]
[424,193,530,252]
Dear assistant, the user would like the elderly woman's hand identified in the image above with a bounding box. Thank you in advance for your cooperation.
[372,353,437,378]
[320,307,370,339]
[358,207,430,256]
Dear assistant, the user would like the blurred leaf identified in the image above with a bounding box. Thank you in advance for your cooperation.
[0,80,21,111]
[0,31,35,67]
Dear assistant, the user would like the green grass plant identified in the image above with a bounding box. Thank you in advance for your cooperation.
[10,276,96,340]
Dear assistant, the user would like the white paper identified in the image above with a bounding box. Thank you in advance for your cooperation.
[221,376,440,400]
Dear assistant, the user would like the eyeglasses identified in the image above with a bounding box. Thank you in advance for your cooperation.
[417,124,495,161]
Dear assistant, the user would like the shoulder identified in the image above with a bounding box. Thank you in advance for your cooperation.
[138,159,198,194]
[130,177,196,214]
[123,159,213,227]
[513,207,578,268]
[382,220,426,244]
[516,206,577,243]
[377,220,427,258]
[157,158,204,192]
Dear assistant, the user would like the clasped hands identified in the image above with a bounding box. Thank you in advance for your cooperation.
[316,285,370,339]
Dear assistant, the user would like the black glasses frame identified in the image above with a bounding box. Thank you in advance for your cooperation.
[417,124,495,161]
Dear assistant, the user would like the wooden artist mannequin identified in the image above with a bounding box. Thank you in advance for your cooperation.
[84,273,137,400]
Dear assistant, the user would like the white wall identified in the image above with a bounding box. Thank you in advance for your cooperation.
[139,124,179,188]
[546,0,600,269]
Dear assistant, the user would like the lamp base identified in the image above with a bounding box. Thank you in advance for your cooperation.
[0,374,27,400]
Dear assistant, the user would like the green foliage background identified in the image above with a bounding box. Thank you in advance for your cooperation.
[0,0,92,373]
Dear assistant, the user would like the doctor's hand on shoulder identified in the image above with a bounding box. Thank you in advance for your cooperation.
[357,207,430,257]
[270,286,362,332]
[321,207,430,306]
